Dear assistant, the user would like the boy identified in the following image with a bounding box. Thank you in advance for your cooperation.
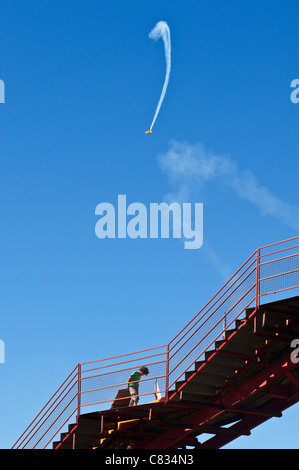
[128,366,149,406]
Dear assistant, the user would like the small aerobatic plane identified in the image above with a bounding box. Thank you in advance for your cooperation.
[145,129,153,134]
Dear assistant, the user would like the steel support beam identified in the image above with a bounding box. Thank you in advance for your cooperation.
[141,354,298,449]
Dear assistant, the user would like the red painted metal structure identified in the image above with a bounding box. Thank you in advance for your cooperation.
[12,236,299,449]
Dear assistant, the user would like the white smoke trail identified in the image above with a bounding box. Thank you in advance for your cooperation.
[158,140,299,232]
[148,21,171,131]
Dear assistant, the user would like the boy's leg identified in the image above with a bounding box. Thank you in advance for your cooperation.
[129,387,139,406]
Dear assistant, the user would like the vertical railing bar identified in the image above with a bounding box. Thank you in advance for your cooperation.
[165,344,169,403]
[256,248,260,310]
[77,364,81,425]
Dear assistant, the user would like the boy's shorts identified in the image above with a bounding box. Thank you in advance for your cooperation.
[129,386,139,402]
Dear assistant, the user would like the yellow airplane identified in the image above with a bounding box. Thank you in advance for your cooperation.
[145,129,153,134]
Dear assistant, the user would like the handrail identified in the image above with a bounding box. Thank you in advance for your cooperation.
[12,346,168,449]
[80,344,168,366]
[12,364,79,449]
[12,235,299,449]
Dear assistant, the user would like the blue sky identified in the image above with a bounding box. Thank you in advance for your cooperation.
[0,0,298,449]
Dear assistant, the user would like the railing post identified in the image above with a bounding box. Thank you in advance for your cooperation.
[77,363,81,424]
[256,248,260,310]
[165,344,169,403]
[72,363,81,450]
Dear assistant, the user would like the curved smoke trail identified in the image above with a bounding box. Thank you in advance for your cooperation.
[149,21,171,131]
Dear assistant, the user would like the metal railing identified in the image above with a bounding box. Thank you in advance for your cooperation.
[12,346,168,449]
[12,236,299,449]
[79,345,168,411]
[12,365,80,449]
[168,248,258,393]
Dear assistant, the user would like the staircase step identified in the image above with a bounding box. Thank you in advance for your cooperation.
[176,378,216,393]
[179,388,217,401]
[53,440,72,449]
[214,339,256,356]
[185,371,227,387]
[205,349,246,367]
[195,361,237,377]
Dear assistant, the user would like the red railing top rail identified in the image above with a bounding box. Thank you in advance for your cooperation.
[81,351,167,376]
[80,344,168,367]
[258,235,299,251]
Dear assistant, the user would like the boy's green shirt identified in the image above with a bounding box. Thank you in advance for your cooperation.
[129,371,141,388]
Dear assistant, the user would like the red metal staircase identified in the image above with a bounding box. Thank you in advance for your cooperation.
[12,237,299,449]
